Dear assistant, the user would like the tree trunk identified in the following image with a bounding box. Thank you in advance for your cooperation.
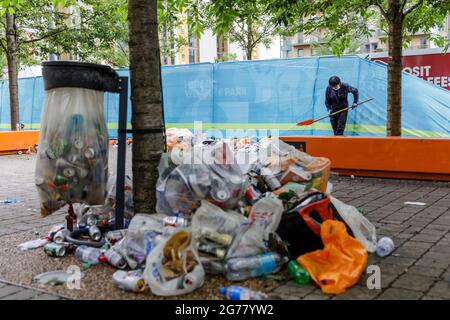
[128,0,165,213]
[246,46,253,60]
[5,13,20,131]
[386,2,403,136]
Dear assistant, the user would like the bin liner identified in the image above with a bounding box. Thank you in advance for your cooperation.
[35,87,108,216]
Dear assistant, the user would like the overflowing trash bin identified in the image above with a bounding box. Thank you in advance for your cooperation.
[29,127,388,298]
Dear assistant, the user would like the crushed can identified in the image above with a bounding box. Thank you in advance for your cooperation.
[112,270,145,293]
[105,249,127,269]
[105,229,127,244]
[53,229,70,244]
[200,227,232,246]
[163,216,188,228]
[44,243,66,257]
[89,225,102,241]
[198,242,226,259]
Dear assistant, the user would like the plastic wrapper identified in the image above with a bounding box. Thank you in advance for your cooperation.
[330,196,377,252]
[144,229,204,296]
[116,214,166,269]
[35,88,108,217]
[226,196,284,260]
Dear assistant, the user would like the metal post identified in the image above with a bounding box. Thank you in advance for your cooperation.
[115,76,128,230]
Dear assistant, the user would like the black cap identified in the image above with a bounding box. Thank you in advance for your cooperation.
[329,76,341,86]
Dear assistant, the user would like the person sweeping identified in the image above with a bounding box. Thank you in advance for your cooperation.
[325,76,359,136]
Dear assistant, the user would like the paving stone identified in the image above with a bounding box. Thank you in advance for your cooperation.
[377,288,423,300]
[426,282,450,299]
[391,274,436,292]
[332,286,380,300]
[393,246,428,259]
[0,285,21,299]
[31,293,62,300]
[406,266,445,278]
[381,256,417,268]
[1,289,40,300]
[410,234,442,243]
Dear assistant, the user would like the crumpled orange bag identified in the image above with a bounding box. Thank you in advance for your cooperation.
[297,220,368,295]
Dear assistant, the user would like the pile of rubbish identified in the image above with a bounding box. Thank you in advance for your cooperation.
[27,128,394,298]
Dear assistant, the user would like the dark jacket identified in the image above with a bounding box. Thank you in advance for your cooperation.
[325,83,359,112]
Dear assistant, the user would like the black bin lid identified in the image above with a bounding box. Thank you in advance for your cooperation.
[42,61,120,93]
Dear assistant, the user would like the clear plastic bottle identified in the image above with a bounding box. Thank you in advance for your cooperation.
[224,252,287,281]
[75,245,102,265]
[220,285,267,300]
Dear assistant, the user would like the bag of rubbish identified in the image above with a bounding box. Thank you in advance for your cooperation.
[260,139,331,193]
[144,229,205,296]
[156,144,248,216]
[276,191,335,258]
[330,196,377,253]
[191,201,246,272]
[117,214,165,269]
[225,195,284,260]
[35,88,109,217]
[165,128,193,151]
[298,220,368,295]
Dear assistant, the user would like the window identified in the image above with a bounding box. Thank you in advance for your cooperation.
[297,33,304,44]
[420,37,427,49]
[372,43,378,51]
[297,49,304,57]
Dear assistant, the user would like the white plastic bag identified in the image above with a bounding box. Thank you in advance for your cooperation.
[330,196,377,252]
[143,230,204,296]
[117,214,165,269]
[35,88,108,217]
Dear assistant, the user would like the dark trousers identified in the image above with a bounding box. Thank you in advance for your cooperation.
[330,109,348,136]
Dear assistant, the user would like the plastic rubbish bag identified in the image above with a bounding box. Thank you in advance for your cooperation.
[156,143,248,216]
[117,214,165,269]
[35,88,108,217]
[298,220,368,295]
[165,128,193,151]
[143,229,205,296]
[259,139,330,193]
[226,196,283,260]
[330,196,377,253]
[191,201,246,271]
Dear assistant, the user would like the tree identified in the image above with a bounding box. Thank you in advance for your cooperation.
[265,0,450,136]
[0,0,128,130]
[128,0,165,213]
[177,0,300,61]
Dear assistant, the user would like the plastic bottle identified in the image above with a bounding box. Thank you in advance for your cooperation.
[376,237,395,257]
[287,260,310,285]
[75,245,102,265]
[224,252,287,281]
[220,285,268,300]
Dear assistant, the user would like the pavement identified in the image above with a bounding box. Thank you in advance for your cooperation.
[0,150,449,300]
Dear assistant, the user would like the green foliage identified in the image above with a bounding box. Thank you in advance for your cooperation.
[263,0,450,56]
[214,52,237,62]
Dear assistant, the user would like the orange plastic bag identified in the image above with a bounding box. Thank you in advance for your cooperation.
[297,220,368,295]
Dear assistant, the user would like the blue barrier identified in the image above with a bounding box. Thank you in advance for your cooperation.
[0,56,449,138]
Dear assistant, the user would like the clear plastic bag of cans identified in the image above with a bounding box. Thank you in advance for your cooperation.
[35,88,109,217]
[156,142,249,216]
[191,200,246,273]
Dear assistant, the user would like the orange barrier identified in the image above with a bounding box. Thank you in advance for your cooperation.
[281,136,450,181]
[0,130,40,155]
